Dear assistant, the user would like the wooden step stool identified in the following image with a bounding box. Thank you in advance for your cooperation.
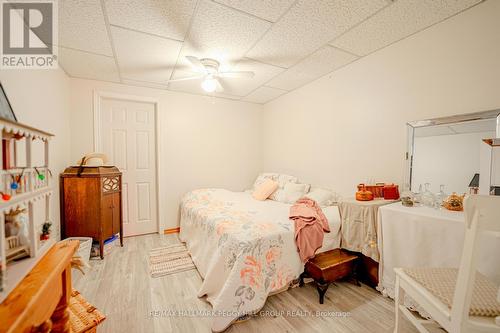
[299,249,360,304]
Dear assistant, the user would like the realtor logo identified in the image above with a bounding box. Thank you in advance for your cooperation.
[1,0,58,69]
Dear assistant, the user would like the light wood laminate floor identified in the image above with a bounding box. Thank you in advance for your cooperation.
[73,234,422,333]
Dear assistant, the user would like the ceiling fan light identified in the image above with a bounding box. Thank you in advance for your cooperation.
[201,77,217,93]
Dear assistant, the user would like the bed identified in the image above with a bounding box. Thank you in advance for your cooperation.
[179,188,341,332]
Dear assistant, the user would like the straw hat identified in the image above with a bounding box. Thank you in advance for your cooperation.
[77,153,108,167]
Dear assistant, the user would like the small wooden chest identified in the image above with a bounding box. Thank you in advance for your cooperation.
[300,249,360,304]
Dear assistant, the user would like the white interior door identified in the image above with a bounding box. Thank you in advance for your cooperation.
[100,97,157,236]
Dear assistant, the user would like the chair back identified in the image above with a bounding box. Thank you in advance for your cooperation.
[464,195,500,232]
[6,235,19,249]
[451,195,500,329]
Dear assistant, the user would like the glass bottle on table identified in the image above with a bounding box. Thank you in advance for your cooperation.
[421,183,435,208]
[414,184,423,206]
[434,184,447,209]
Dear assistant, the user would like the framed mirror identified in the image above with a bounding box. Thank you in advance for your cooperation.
[406,109,500,194]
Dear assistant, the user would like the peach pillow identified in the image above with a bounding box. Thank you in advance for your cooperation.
[252,179,278,201]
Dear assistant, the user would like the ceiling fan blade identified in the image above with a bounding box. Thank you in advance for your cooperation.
[167,75,206,83]
[185,56,206,73]
[215,78,224,92]
[217,71,255,78]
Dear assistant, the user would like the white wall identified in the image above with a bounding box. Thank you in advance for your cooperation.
[0,68,72,239]
[69,79,262,230]
[261,0,500,197]
[412,131,495,194]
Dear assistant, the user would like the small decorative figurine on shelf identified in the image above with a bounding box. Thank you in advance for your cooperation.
[34,166,45,180]
[5,208,30,262]
[5,208,27,237]
[40,221,52,240]
[35,167,52,181]
[443,193,465,211]
[9,168,25,192]
[0,192,11,201]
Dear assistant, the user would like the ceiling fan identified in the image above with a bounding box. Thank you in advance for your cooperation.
[167,56,255,93]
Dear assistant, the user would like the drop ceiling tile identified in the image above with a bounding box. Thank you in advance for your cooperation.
[212,92,243,101]
[175,0,271,72]
[104,0,196,40]
[58,0,112,55]
[331,0,483,56]
[242,86,288,104]
[58,47,120,82]
[213,0,295,22]
[267,46,358,91]
[246,0,388,68]
[122,79,169,90]
[111,27,182,84]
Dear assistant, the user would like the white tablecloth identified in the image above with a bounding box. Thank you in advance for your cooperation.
[377,203,500,300]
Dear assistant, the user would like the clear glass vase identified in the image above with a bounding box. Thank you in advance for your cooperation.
[421,183,435,208]
[434,184,447,209]
[414,184,423,206]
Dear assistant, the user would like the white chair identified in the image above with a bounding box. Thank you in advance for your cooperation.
[6,235,29,262]
[394,195,500,333]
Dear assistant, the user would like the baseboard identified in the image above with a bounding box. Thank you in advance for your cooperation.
[164,227,180,234]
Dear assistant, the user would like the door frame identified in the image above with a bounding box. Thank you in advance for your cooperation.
[93,90,162,234]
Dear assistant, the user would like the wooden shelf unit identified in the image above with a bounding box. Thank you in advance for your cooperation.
[0,118,54,303]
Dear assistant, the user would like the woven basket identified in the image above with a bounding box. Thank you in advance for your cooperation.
[69,290,105,333]
[66,237,92,266]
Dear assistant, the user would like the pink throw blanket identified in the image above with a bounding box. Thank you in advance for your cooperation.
[289,197,330,263]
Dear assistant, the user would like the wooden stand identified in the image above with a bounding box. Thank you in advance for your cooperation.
[0,240,78,333]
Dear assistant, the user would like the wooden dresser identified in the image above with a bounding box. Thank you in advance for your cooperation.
[60,166,123,259]
[0,240,78,333]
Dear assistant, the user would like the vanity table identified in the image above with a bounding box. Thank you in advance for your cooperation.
[377,203,500,299]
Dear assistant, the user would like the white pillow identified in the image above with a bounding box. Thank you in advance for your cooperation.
[282,183,311,204]
[252,173,299,201]
[305,188,336,206]
[268,174,299,201]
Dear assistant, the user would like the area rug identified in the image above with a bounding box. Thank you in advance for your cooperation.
[148,243,195,278]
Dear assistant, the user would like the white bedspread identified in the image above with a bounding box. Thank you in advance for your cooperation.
[179,189,341,332]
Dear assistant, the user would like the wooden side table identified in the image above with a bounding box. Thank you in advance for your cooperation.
[338,198,397,287]
[299,249,360,304]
